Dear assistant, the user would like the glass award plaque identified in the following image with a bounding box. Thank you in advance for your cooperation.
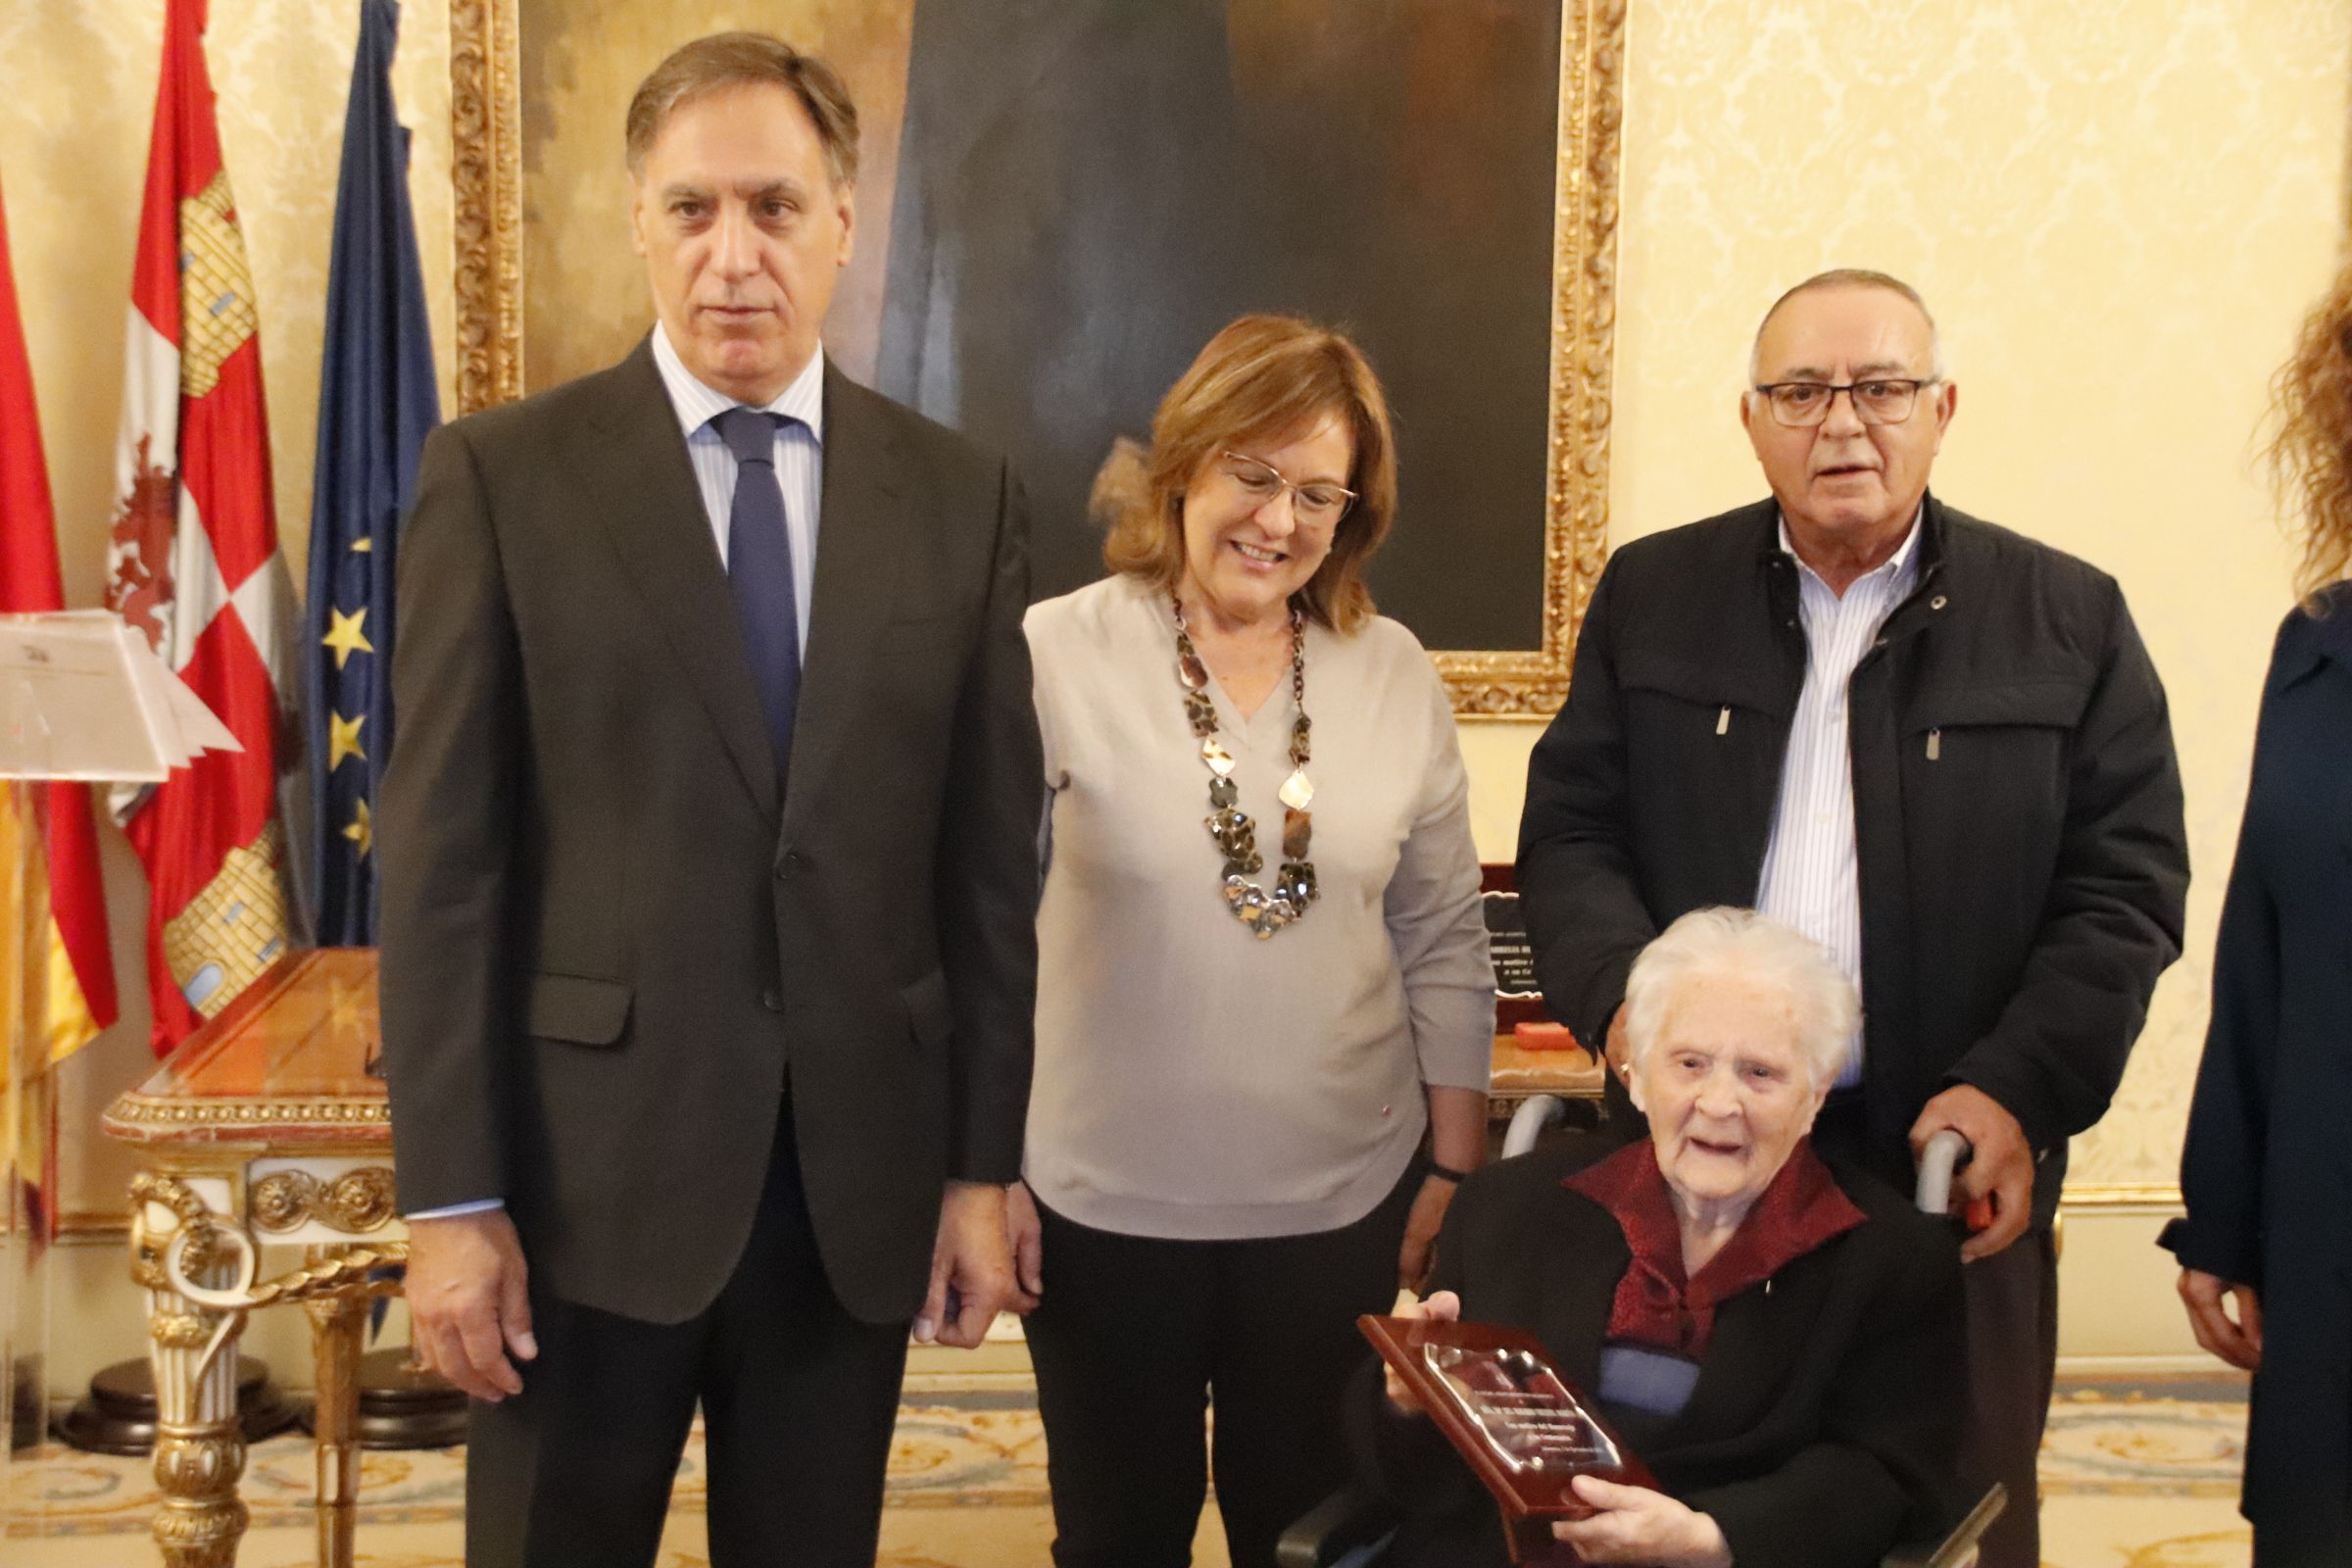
[1360,1313,1661,1566]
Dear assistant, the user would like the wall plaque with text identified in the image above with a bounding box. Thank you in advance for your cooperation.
[1484,890,1542,999]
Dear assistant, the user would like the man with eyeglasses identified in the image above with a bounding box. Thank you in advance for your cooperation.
[1515,269,2187,1568]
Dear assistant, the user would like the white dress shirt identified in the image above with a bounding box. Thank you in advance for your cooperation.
[407,327,827,1222]
[652,321,825,660]
[1752,511,1921,1088]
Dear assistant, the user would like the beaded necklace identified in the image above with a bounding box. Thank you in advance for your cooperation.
[1172,592,1318,938]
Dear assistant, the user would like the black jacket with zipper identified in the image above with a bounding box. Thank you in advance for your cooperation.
[1516,494,2188,1200]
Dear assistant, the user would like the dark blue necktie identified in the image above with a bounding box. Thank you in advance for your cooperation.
[713,406,802,777]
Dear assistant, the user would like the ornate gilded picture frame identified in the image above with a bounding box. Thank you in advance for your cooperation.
[447,0,1622,715]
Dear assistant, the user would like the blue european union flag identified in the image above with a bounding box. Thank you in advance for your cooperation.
[306,0,439,946]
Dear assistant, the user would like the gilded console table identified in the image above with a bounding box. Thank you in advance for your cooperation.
[102,949,403,1568]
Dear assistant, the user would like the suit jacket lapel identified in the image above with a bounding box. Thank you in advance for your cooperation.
[577,340,779,821]
[787,366,910,831]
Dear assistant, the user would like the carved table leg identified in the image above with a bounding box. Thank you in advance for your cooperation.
[128,1171,406,1568]
[143,1269,251,1565]
[132,1170,253,1567]
[304,1277,367,1568]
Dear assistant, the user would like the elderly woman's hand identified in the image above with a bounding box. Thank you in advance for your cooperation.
[1381,1290,1460,1415]
[1552,1476,1732,1567]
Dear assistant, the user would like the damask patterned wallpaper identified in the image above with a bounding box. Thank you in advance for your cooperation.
[1466,0,2352,1192]
[2,0,2347,1212]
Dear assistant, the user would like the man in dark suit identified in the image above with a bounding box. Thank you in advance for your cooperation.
[376,33,1041,1567]
[1515,270,2188,1567]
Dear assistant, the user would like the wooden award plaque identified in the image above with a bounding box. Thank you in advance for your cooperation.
[1359,1314,1662,1566]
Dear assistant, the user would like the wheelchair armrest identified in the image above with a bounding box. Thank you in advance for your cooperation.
[1275,1483,1399,1568]
[1880,1483,2007,1568]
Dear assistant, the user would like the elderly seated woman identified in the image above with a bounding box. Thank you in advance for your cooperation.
[1349,907,1966,1568]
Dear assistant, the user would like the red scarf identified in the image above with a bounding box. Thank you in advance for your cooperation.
[1562,1137,1865,1359]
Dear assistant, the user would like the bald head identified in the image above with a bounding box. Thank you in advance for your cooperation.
[1748,270,1946,385]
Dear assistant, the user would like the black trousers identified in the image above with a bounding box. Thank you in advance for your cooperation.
[1024,1166,1417,1568]
[464,1110,910,1568]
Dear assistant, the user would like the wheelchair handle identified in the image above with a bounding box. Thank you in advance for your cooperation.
[1915,1128,1994,1231]
[1915,1129,1968,1213]
[1500,1094,1570,1159]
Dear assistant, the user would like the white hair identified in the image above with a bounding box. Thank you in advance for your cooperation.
[1744,268,1951,389]
[1621,908,1859,1091]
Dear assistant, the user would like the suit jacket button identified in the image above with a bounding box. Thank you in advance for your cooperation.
[761,988,783,1012]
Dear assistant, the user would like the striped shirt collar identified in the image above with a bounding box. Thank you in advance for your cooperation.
[651,320,826,445]
[1776,504,1923,597]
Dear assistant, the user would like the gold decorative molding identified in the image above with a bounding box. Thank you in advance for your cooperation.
[446,0,1622,714]
[223,1244,411,1312]
[450,0,522,415]
[1433,0,1624,715]
[2061,1183,2184,1211]
[250,1168,399,1235]
[60,1208,128,1237]
[152,1313,212,1350]
[150,1426,250,1568]
[131,1171,224,1294]
[132,1171,409,1320]
[246,1173,308,1232]
[105,1094,392,1141]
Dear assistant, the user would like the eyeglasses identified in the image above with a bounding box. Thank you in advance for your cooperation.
[1750,377,1941,428]
[1220,451,1356,524]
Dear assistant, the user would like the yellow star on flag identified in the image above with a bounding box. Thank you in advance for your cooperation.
[342,799,373,859]
[321,607,373,670]
[328,711,367,771]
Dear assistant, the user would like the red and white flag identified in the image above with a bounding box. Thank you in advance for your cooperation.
[0,174,118,1061]
[2,172,117,1249]
[107,0,294,1054]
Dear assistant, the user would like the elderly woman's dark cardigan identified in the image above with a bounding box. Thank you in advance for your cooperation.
[1348,1134,1968,1568]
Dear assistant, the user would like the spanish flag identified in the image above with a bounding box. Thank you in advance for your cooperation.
[0,176,118,1066]
[2,173,118,1245]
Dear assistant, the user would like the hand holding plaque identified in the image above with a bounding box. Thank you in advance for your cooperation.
[1361,1309,1663,1567]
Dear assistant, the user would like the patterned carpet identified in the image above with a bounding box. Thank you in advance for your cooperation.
[4,1376,2256,1566]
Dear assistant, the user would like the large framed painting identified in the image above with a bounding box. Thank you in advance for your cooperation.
[449,0,1623,713]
